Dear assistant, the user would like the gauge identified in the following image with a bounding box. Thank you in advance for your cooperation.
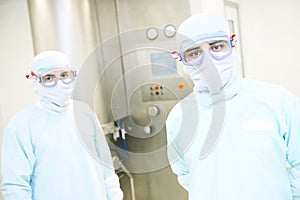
[146,27,158,40]
[164,24,176,38]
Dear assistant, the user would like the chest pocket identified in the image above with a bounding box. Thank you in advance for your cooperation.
[243,120,275,132]
[241,120,287,160]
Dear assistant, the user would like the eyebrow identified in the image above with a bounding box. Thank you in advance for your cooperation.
[185,40,226,53]
[185,46,201,53]
[43,74,55,76]
[43,71,70,76]
[208,40,225,45]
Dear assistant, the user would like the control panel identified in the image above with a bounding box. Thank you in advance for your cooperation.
[141,79,190,102]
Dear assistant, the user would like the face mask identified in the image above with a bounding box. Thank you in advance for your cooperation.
[183,50,240,94]
[37,80,74,113]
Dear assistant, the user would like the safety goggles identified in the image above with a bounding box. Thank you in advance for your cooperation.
[26,68,77,87]
[39,69,77,87]
[180,39,232,66]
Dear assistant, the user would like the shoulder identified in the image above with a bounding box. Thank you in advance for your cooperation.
[3,105,42,141]
[72,100,101,129]
[6,105,40,127]
[244,78,282,91]
[72,100,95,114]
[242,78,294,98]
[72,100,98,122]
[167,92,198,125]
[242,78,300,110]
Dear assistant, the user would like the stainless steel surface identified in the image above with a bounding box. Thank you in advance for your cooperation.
[28,0,98,65]
[106,1,191,199]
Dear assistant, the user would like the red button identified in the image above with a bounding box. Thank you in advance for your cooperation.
[155,86,159,90]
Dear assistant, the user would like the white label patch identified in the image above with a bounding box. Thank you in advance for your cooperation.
[243,121,275,131]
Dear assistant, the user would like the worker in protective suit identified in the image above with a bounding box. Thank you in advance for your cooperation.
[1,51,123,200]
[166,12,300,200]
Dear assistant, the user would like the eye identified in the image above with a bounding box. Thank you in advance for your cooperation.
[42,75,54,82]
[61,71,71,79]
[210,41,229,52]
[188,49,203,58]
[211,44,224,52]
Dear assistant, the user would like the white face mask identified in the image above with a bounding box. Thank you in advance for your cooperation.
[36,80,74,113]
[183,50,241,93]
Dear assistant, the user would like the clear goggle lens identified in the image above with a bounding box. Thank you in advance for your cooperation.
[181,40,232,66]
[39,70,77,87]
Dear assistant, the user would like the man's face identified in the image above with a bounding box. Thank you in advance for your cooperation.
[182,40,231,66]
[39,69,77,88]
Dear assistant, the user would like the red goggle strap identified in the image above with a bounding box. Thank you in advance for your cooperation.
[171,51,182,61]
[230,34,238,47]
[26,71,38,80]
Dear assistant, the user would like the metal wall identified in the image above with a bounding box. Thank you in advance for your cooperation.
[27,0,192,199]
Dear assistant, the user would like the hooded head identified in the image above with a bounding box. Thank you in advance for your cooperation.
[177,12,230,54]
[29,50,76,113]
[176,12,242,96]
[30,50,71,75]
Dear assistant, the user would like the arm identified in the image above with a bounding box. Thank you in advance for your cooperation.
[92,113,123,200]
[97,134,123,200]
[103,173,123,200]
[166,105,190,191]
[74,100,123,199]
[282,90,300,199]
[1,120,35,200]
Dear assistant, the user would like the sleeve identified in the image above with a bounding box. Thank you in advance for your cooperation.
[73,100,123,199]
[282,89,300,199]
[104,174,123,200]
[1,120,35,200]
[92,113,123,200]
[166,105,190,191]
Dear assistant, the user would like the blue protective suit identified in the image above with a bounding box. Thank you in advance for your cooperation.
[1,100,123,200]
[167,79,300,200]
